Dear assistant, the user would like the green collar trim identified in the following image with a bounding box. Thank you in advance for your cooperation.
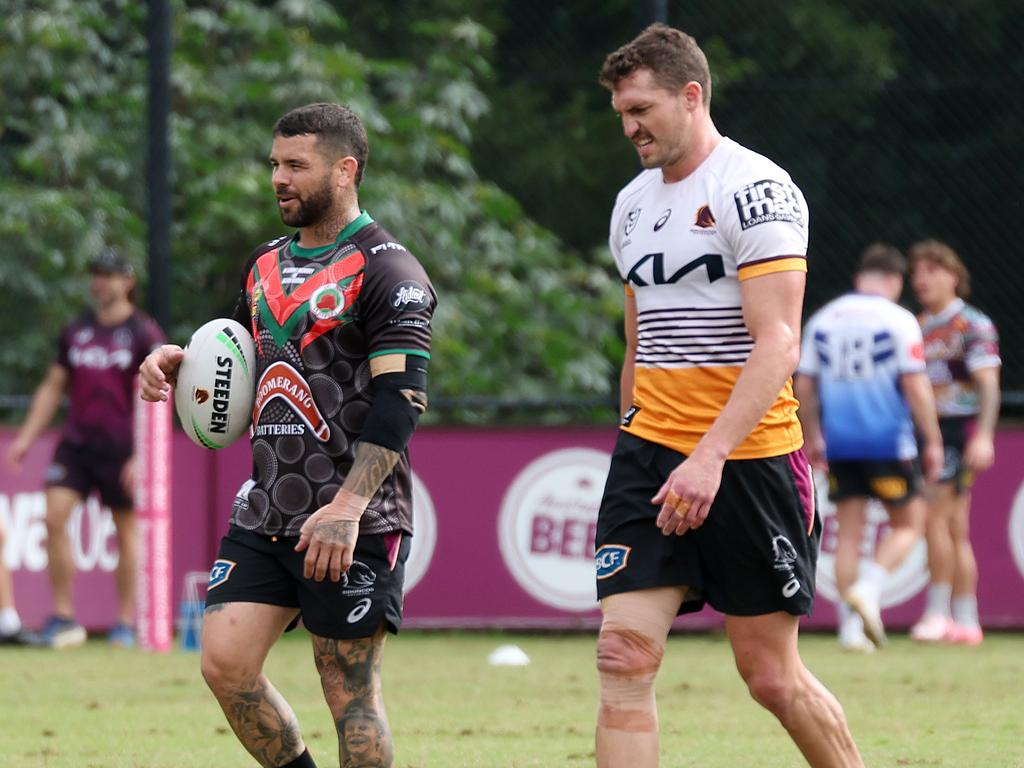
[289,210,374,259]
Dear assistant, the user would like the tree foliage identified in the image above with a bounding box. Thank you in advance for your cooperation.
[7,0,1018,415]
[0,0,622,421]
[463,0,1024,395]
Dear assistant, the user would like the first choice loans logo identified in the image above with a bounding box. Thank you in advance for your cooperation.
[498,448,611,611]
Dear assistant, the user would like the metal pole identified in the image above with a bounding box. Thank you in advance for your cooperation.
[650,0,668,24]
[147,0,172,330]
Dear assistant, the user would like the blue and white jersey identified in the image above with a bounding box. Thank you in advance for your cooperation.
[798,293,926,460]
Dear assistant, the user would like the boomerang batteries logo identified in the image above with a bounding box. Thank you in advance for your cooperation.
[252,361,330,441]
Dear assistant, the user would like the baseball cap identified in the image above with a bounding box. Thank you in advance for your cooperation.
[89,248,134,276]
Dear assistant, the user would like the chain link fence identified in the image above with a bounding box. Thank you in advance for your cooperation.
[470,0,1024,414]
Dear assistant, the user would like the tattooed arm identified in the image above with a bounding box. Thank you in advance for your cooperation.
[295,441,398,582]
[296,353,427,582]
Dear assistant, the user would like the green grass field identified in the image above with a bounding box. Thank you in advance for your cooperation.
[1,630,1022,767]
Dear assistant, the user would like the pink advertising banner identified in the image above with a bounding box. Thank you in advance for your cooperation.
[3,426,1023,633]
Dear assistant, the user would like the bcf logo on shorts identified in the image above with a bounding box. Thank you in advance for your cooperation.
[595,545,630,580]
[208,559,236,590]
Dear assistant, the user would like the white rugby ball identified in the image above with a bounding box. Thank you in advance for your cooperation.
[174,318,257,450]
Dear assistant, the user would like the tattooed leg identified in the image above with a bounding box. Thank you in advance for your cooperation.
[202,601,305,767]
[214,674,305,766]
[312,626,393,768]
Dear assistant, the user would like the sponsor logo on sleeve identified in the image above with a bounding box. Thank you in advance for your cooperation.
[390,281,430,312]
[208,559,236,590]
[734,179,803,230]
[624,206,642,236]
[595,545,631,579]
[369,241,408,255]
[388,317,430,329]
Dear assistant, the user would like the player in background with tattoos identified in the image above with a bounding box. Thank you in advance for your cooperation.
[140,103,435,768]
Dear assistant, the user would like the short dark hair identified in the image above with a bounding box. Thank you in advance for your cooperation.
[856,243,906,276]
[599,23,712,105]
[273,103,369,186]
[909,239,971,299]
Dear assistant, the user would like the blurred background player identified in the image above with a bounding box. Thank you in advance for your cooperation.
[796,244,942,652]
[4,248,165,648]
[0,515,30,644]
[594,24,862,768]
[908,240,1001,646]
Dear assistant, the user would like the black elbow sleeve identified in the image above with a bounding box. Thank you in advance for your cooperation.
[358,360,428,453]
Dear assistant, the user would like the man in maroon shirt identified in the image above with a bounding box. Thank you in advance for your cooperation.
[5,249,165,648]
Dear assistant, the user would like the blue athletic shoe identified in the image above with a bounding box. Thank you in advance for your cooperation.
[107,623,136,648]
[33,615,87,649]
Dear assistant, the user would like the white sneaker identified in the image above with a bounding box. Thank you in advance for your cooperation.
[846,585,887,648]
[910,613,952,643]
[838,623,876,654]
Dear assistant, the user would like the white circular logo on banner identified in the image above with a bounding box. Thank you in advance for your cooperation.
[813,470,929,607]
[404,471,436,593]
[1008,480,1024,580]
[498,447,611,611]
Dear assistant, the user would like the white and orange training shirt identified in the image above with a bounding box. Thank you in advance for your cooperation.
[609,137,809,460]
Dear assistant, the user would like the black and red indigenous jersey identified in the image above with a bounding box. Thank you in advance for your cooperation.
[229,211,435,537]
[57,311,165,451]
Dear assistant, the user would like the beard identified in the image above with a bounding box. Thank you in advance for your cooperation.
[279,175,335,228]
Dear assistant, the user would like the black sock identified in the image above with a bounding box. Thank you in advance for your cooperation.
[279,748,316,768]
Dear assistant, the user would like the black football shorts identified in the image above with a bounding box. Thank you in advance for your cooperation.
[827,458,922,505]
[45,438,133,509]
[937,417,973,494]
[204,525,411,639]
[595,431,821,617]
